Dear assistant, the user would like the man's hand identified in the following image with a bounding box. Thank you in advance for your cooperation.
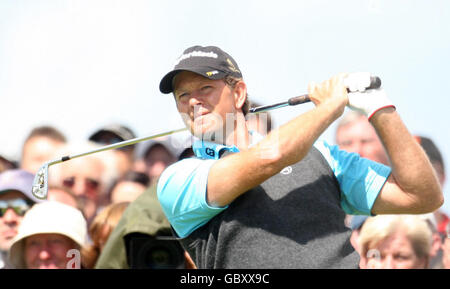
[307,73,348,119]
[344,72,395,119]
[348,88,395,120]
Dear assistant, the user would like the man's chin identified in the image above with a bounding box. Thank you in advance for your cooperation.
[37,264,60,269]
[191,125,224,142]
[195,132,226,144]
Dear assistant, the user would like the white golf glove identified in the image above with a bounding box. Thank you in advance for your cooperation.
[344,72,372,93]
[345,72,395,119]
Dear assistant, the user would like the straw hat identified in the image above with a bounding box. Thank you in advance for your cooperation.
[8,201,87,268]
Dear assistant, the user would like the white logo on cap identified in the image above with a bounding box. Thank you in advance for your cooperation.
[174,51,218,66]
[280,166,292,175]
[206,70,219,77]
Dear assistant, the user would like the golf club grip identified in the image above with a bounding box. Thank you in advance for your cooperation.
[288,76,382,106]
[367,76,382,90]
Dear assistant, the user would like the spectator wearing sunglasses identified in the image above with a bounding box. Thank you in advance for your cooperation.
[52,142,115,227]
[0,169,42,269]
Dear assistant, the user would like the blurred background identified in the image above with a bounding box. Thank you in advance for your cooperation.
[1,0,449,213]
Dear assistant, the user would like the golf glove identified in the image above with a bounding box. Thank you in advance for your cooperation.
[345,72,395,119]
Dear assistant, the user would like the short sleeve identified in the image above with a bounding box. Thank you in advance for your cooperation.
[314,140,391,215]
[157,158,228,238]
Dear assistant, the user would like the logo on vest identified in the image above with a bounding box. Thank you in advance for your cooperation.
[280,166,292,175]
[205,148,215,157]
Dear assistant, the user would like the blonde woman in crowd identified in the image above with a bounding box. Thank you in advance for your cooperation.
[358,215,433,269]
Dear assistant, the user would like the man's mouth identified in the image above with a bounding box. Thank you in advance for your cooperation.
[192,109,210,120]
[2,229,17,239]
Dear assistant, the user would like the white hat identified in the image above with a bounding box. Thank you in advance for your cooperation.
[8,201,87,268]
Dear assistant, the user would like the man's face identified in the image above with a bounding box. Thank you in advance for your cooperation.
[21,137,64,174]
[59,157,104,222]
[59,157,103,202]
[111,181,146,203]
[363,231,428,269]
[173,71,237,141]
[336,116,389,165]
[0,191,31,251]
[24,233,77,269]
[145,145,175,183]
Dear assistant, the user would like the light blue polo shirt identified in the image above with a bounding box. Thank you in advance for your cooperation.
[157,139,391,238]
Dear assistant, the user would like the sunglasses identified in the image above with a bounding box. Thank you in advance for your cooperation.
[0,198,32,217]
[62,176,100,191]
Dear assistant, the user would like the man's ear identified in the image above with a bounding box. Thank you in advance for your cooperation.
[233,81,247,111]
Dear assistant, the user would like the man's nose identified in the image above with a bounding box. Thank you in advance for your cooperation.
[189,90,204,107]
[70,179,86,197]
[381,255,396,269]
[2,208,20,223]
[355,142,364,156]
[39,247,52,260]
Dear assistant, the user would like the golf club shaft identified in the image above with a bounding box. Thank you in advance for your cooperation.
[31,127,189,199]
[249,94,310,114]
[249,76,382,114]
[58,127,188,163]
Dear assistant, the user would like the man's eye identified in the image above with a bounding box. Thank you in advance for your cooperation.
[177,93,188,100]
[201,86,212,91]
[339,141,352,147]
[395,254,410,260]
[27,240,40,247]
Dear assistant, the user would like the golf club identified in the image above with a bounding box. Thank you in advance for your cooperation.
[31,127,188,199]
[31,74,382,200]
[249,76,381,113]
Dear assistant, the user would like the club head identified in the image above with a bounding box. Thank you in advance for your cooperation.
[32,162,50,200]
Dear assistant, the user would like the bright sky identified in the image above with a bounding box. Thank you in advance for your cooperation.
[1,0,449,213]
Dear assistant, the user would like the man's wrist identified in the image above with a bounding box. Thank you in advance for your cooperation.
[368,106,397,123]
[368,105,396,120]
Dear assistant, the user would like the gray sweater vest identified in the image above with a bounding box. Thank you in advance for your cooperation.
[179,146,360,268]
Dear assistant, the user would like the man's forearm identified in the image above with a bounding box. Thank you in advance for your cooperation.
[370,107,443,212]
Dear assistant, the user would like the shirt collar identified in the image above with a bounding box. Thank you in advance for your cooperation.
[192,130,263,160]
[192,140,239,160]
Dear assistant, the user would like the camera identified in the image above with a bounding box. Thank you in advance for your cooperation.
[124,231,185,269]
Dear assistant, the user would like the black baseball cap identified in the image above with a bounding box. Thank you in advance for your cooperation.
[159,45,243,94]
[89,124,136,143]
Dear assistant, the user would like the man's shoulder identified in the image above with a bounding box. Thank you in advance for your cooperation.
[157,157,216,193]
[162,157,211,175]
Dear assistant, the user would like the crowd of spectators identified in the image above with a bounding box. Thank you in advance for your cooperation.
[0,106,448,269]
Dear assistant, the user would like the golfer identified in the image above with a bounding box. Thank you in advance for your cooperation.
[157,45,442,268]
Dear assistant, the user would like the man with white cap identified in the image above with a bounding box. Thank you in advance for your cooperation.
[8,201,87,269]
[0,169,42,269]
